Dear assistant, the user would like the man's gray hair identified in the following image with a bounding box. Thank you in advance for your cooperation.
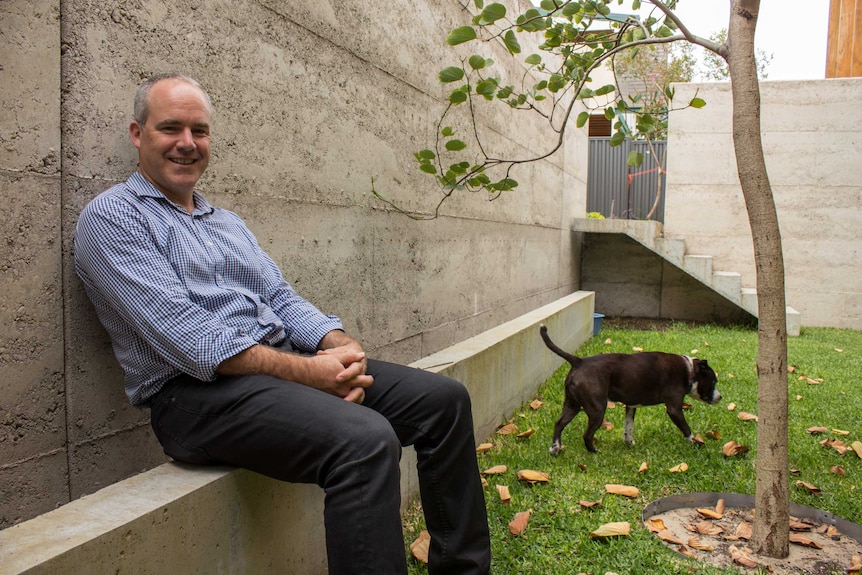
[133,74,212,125]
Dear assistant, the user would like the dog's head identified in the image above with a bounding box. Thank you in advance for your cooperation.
[689,359,721,405]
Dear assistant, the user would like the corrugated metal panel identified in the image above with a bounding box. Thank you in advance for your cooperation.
[587,138,667,222]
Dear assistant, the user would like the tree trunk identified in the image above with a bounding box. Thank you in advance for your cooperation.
[726,0,790,559]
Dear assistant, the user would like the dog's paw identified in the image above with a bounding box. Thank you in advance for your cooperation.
[548,442,563,457]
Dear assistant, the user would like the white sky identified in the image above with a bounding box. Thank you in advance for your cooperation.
[667,1,831,80]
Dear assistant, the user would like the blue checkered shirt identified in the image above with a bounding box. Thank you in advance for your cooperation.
[74,172,343,406]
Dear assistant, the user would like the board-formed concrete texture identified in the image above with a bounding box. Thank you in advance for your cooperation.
[2,0,586,527]
[0,292,594,575]
[664,80,862,330]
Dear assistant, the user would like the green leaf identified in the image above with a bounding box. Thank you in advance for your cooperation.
[476,79,497,97]
[595,84,616,96]
[446,26,477,46]
[664,86,675,101]
[656,25,674,38]
[439,66,465,83]
[604,107,615,121]
[503,30,521,54]
[449,89,468,104]
[419,163,437,174]
[478,3,506,25]
[445,139,467,151]
[632,0,641,10]
[417,149,436,160]
[473,0,484,8]
[562,2,581,17]
[441,126,454,137]
[627,151,644,167]
[609,131,626,146]
[468,55,487,70]
[525,53,542,66]
[576,111,590,128]
[689,97,707,109]
[539,0,556,10]
[450,161,470,174]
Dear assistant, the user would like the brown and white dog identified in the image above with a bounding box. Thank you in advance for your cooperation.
[540,324,721,454]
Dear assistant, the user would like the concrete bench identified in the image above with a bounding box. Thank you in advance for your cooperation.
[0,291,594,575]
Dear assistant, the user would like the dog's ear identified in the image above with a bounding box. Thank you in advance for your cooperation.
[697,359,710,370]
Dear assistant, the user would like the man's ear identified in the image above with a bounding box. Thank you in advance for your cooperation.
[129,120,142,149]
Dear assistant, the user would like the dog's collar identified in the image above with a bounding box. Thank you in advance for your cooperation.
[684,356,696,392]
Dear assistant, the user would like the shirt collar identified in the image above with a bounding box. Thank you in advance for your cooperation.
[127,171,215,216]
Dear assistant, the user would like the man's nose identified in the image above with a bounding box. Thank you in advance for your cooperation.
[176,128,195,149]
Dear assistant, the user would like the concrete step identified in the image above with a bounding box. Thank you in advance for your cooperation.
[684,254,713,283]
[572,218,802,335]
[712,271,742,305]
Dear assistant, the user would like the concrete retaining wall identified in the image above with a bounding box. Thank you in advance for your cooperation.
[664,80,862,330]
[0,292,594,575]
[1,0,585,528]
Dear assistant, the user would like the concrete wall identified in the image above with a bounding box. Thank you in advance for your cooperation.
[664,79,862,330]
[1,0,587,528]
[0,292,595,575]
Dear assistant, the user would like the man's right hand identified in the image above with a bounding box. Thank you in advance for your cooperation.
[216,344,372,402]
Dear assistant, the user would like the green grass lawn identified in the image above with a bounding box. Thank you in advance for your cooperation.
[403,321,862,574]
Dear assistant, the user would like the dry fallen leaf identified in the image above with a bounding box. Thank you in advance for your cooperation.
[476,442,494,453]
[677,545,697,559]
[830,465,847,476]
[691,434,705,445]
[579,499,602,509]
[607,401,616,409]
[727,402,736,411]
[789,533,823,549]
[645,518,666,533]
[807,426,829,434]
[833,429,850,436]
[517,469,549,484]
[697,507,723,520]
[715,499,726,515]
[828,439,849,455]
[482,465,507,476]
[605,484,640,498]
[657,530,685,545]
[687,536,715,551]
[789,517,815,531]
[410,530,430,564]
[496,484,511,504]
[788,365,796,373]
[669,462,689,473]
[632,346,644,352]
[516,428,536,439]
[795,480,821,494]
[691,521,724,536]
[508,509,532,536]
[728,545,760,569]
[529,399,544,410]
[722,441,750,457]
[637,461,649,474]
[590,521,631,539]
[738,412,759,422]
[706,428,721,440]
[604,337,612,345]
[735,522,753,540]
[496,422,518,435]
[601,419,614,431]
[806,377,824,385]
[848,555,861,573]
[851,441,862,459]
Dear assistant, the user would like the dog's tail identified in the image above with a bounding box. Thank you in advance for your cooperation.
[539,324,582,368]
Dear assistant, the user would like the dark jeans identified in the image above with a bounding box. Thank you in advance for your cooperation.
[149,357,491,575]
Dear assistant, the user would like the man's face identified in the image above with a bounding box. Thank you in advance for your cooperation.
[129,79,211,206]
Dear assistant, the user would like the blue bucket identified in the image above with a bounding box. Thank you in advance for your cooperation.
[592,313,604,336]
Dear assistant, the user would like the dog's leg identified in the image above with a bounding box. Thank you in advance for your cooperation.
[550,398,580,456]
[624,406,637,446]
[665,404,694,442]
[582,408,606,453]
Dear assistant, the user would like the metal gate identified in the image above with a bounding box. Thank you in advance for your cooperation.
[587,138,667,222]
